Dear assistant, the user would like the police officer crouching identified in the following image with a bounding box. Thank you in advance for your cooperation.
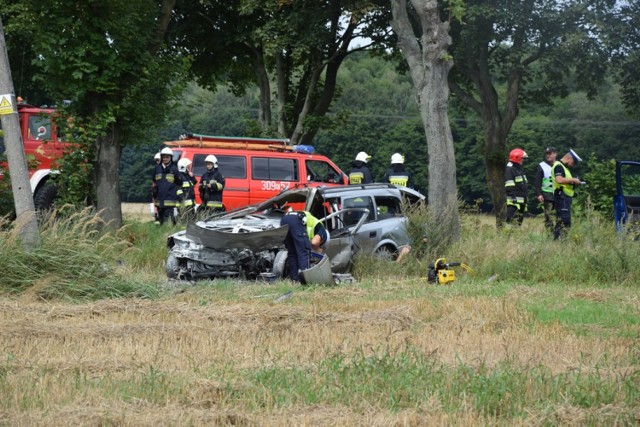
[280,211,328,283]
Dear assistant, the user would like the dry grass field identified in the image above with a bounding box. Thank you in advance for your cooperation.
[1,208,638,425]
[1,280,638,426]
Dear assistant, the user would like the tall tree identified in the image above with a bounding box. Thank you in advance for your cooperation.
[173,0,392,143]
[390,0,460,242]
[447,0,610,225]
[606,1,640,116]
[1,0,186,229]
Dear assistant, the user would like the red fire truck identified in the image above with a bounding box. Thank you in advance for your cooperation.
[0,102,67,210]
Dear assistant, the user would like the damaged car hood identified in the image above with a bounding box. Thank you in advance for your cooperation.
[186,220,288,252]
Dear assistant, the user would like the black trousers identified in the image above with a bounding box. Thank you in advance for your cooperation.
[505,203,525,226]
[554,193,572,240]
[280,214,311,282]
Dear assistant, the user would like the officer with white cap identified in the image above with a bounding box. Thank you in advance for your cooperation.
[552,148,583,239]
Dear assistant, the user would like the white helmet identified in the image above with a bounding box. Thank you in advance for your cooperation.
[160,147,173,157]
[177,158,191,172]
[391,153,404,164]
[154,152,161,161]
[205,154,218,167]
[355,151,371,163]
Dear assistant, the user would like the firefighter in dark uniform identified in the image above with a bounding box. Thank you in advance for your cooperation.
[153,147,182,225]
[383,153,413,188]
[534,146,557,233]
[198,154,225,216]
[348,151,373,185]
[177,158,197,222]
[504,148,528,226]
[553,149,583,240]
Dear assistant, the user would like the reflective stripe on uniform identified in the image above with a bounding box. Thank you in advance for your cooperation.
[389,175,409,186]
[349,172,364,184]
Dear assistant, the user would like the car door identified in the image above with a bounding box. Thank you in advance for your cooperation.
[341,195,379,254]
[321,206,369,273]
[614,161,640,234]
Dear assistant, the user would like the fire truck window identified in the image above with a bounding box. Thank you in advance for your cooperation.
[305,160,340,183]
[192,154,246,178]
[28,116,51,141]
[252,157,298,181]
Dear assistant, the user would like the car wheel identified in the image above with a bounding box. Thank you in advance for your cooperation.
[166,252,179,279]
[273,250,289,278]
[375,245,397,261]
[33,182,57,211]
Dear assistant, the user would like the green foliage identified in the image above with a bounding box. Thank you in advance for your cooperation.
[0,155,13,217]
[51,113,97,208]
[2,0,189,213]
[574,155,616,216]
[0,207,161,301]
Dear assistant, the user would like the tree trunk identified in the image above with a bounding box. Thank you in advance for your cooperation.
[0,18,40,250]
[95,122,123,230]
[275,51,288,138]
[450,39,522,227]
[484,119,507,228]
[252,45,271,133]
[391,0,460,242]
[290,63,323,145]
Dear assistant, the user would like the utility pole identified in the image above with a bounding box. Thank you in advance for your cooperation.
[0,17,41,250]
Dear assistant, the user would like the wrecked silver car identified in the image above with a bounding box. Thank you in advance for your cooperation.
[166,184,425,280]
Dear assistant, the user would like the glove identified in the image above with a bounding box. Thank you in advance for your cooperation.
[151,186,158,199]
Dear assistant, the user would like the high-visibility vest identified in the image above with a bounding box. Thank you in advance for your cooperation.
[304,211,321,240]
[552,161,574,197]
[539,161,554,194]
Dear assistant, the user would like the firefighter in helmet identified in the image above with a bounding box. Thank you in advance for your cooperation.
[177,158,197,222]
[198,154,225,216]
[504,148,528,226]
[153,147,182,225]
[348,151,373,185]
[383,153,413,188]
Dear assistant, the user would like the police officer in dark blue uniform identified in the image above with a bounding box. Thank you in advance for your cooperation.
[280,211,312,282]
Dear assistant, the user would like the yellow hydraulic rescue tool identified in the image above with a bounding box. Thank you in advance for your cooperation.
[427,258,475,285]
